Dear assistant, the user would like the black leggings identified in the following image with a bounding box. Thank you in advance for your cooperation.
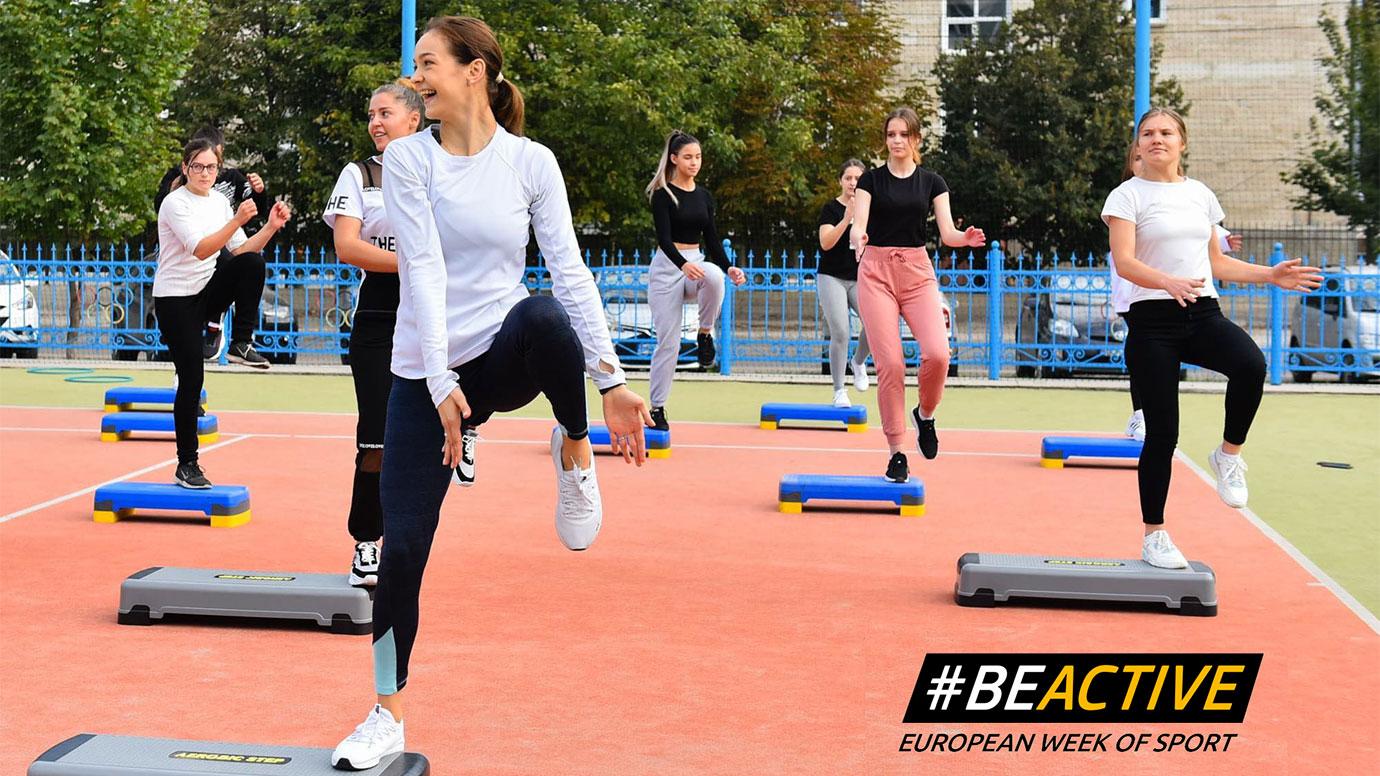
[347,310,396,542]
[1124,298,1265,525]
[372,295,589,694]
[154,251,265,464]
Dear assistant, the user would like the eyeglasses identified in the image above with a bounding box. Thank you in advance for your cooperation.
[187,163,219,175]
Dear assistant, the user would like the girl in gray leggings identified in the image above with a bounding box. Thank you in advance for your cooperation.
[644,130,746,430]
[817,159,871,407]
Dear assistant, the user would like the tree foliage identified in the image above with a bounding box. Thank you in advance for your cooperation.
[0,0,207,241]
[929,0,1186,256]
[1283,0,1379,253]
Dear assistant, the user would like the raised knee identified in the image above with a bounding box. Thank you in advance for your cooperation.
[520,295,570,330]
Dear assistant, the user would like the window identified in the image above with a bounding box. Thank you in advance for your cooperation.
[943,1,1010,51]
[1122,0,1165,23]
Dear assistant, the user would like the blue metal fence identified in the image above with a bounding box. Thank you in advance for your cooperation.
[2,241,1376,384]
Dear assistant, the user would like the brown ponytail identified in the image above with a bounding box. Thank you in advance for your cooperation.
[424,15,524,136]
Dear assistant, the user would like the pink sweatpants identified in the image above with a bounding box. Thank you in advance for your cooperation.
[856,246,950,447]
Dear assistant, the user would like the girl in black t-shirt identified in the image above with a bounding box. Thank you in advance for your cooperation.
[817,158,872,407]
[852,108,985,483]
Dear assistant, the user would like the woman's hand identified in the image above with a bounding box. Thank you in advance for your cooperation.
[960,226,986,248]
[1160,274,1206,307]
[682,262,706,281]
[437,387,472,467]
[1269,258,1323,292]
[247,172,265,193]
[235,199,259,225]
[267,201,291,230]
[854,232,869,262]
[601,386,654,466]
[727,266,746,286]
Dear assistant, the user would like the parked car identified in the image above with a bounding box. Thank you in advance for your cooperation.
[1013,280,1128,378]
[0,251,39,358]
[603,292,698,368]
[820,294,959,377]
[254,285,299,366]
[1288,264,1380,383]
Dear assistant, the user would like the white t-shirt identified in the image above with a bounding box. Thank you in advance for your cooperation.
[155,186,247,297]
[322,158,394,252]
[383,125,626,405]
[1101,176,1224,307]
[1109,225,1232,314]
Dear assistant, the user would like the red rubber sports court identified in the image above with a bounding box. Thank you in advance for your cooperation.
[1,405,1376,774]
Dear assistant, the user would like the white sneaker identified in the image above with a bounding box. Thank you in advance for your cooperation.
[1142,529,1189,569]
[349,541,380,587]
[1125,410,1145,442]
[832,388,851,408]
[850,360,870,391]
[451,427,478,487]
[1208,446,1248,508]
[332,704,404,771]
[551,427,602,551]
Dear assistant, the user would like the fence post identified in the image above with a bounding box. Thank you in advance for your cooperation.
[720,238,735,376]
[986,241,1004,380]
[1268,242,1286,385]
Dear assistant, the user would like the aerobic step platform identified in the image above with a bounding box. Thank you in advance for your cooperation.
[93,483,251,528]
[1039,436,1142,468]
[101,412,219,444]
[759,402,867,432]
[118,567,373,634]
[779,474,925,516]
[583,424,672,458]
[954,552,1217,616]
[30,733,428,775]
[104,386,206,413]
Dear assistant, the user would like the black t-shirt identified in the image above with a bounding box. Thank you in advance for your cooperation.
[650,184,732,269]
[856,165,949,248]
[816,199,857,281]
[350,158,400,315]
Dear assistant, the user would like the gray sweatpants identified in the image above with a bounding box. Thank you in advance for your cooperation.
[817,272,870,391]
[650,248,724,407]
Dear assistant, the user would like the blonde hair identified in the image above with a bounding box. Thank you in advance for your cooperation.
[644,130,699,206]
[373,77,425,121]
[1136,106,1187,177]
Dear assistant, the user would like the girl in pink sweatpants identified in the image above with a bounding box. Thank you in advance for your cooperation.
[852,108,986,482]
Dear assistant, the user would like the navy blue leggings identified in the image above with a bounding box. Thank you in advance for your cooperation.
[372,295,589,694]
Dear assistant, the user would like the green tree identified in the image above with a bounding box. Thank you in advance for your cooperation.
[1284,0,1379,255]
[168,0,906,249]
[929,0,1186,257]
[0,0,207,241]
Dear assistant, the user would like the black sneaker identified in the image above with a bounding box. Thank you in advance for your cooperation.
[913,407,938,460]
[649,406,669,432]
[349,541,380,587]
[202,324,223,361]
[885,452,909,483]
[175,461,212,489]
[452,426,478,487]
[227,340,271,369]
[696,331,716,368]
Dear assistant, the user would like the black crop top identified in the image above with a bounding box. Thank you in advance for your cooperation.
[816,199,857,281]
[856,165,949,248]
[650,184,732,269]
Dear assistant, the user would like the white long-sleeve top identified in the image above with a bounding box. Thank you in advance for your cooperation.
[383,124,625,406]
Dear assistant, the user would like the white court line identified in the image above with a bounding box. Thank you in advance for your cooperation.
[0,434,254,525]
[1174,450,1379,635]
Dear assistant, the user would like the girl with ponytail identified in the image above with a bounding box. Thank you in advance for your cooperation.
[643,130,746,431]
[331,16,652,770]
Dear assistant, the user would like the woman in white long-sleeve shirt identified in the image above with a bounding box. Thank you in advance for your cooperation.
[331,15,653,771]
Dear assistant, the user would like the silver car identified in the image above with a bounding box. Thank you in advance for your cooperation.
[1287,265,1380,383]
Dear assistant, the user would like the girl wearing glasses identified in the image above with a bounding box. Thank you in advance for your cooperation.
[155,137,291,488]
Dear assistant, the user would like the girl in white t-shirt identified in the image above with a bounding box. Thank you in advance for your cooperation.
[155,138,291,489]
[322,79,426,590]
[1101,108,1320,569]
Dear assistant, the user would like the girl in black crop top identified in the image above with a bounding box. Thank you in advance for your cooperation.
[642,130,745,430]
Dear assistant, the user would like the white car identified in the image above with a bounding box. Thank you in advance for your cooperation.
[1288,264,1380,383]
[0,250,39,358]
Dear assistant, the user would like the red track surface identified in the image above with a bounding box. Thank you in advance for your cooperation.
[1,406,1376,774]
